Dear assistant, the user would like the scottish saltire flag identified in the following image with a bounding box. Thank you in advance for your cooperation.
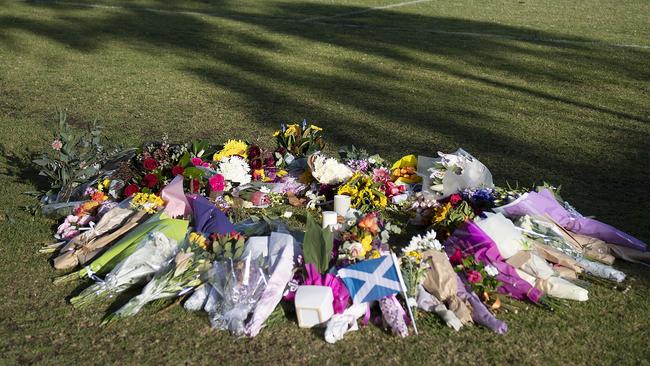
[338,255,404,304]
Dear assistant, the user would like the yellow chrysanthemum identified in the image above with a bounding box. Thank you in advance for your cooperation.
[213,139,248,161]
[369,250,381,259]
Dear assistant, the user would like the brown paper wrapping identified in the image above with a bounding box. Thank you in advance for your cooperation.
[560,232,615,265]
[53,210,148,270]
[532,241,582,273]
[554,266,578,280]
[421,250,473,325]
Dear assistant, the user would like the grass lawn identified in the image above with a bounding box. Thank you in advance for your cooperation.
[1,0,649,364]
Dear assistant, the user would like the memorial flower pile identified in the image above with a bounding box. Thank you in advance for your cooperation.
[34,115,648,342]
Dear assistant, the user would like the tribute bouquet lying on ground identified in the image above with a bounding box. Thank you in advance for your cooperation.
[34,115,648,341]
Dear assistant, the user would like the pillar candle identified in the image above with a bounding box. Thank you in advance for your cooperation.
[333,195,351,217]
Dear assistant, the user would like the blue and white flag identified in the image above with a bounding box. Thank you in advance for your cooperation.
[338,255,404,304]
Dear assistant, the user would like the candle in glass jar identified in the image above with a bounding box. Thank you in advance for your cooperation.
[333,195,351,217]
[322,211,338,229]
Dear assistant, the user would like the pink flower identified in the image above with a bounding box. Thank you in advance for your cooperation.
[372,167,391,184]
[466,270,483,284]
[51,139,63,151]
[191,157,203,166]
[208,174,225,192]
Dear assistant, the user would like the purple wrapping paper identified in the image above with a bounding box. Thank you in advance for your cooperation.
[446,220,544,303]
[455,274,507,334]
[496,189,646,252]
[191,195,235,236]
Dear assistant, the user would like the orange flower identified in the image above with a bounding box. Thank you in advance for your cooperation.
[91,191,107,202]
[358,213,379,235]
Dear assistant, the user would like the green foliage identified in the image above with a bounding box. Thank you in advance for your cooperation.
[302,213,333,274]
[32,110,112,202]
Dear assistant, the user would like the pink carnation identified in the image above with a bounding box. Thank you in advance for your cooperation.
[466,270,483,284]
[191,157,203,166]
[51,139,63,151]
[208,174,225,192]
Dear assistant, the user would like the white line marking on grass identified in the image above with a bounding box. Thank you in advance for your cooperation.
[300,0,434,22]
[20,0,650,50]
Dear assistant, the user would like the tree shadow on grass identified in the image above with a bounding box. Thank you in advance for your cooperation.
[1,1,649,238]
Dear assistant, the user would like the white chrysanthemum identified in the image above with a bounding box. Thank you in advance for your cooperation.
[403,230,442,253]
[311,155,353,185]
[217,156,251,185]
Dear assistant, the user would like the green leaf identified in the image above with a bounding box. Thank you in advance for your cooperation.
[183,167,204,179]
[302,213,333,274]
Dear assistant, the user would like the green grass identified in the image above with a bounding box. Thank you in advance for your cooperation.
[1,0,649,364]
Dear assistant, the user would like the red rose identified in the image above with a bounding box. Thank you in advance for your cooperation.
[449,194,463,206]
[124,183,140,197]
[466,270,483,284]
[191,179,201,193]
[171,166,185,177]
[450,248,463,265]
[143,158,159,171]
[142,174,158,188]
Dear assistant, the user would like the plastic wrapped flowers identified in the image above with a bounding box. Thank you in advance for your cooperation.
[35,118,648,343]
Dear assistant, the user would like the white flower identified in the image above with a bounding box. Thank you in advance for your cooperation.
[283,211,293,219]
[311,155,353,185]
[217,156,251,185]
[485,264,499,277]
[403,230,442,253]
[260,186,271,194]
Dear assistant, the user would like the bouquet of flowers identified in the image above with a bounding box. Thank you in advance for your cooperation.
[70,232,180,308]
[101,239,211,325]
[400,230,442,300]
[450,252,501,307]
[308,153,353,186]
[337,172,388,212]
[418,149,493,199]
[274,120,324,158]
[337,212,398,263]
[208,254,268,337]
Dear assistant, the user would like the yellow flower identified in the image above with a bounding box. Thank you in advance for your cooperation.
[273,130,281,137]
[309,125,323,133]
[130,192,165,213]
[276,169,288,177]
[189,232,209,251]
[284,124,300,138]
[433,203,452,224]
[407,250,422,264]
[213,139,248,161]
[369,250,381,259]
[360,233,373,253]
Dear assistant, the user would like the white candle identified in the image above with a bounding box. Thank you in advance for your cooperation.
[322,211,338,229]
[333,195,351,217]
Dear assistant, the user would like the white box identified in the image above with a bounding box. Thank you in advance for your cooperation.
[295,285,334,328]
